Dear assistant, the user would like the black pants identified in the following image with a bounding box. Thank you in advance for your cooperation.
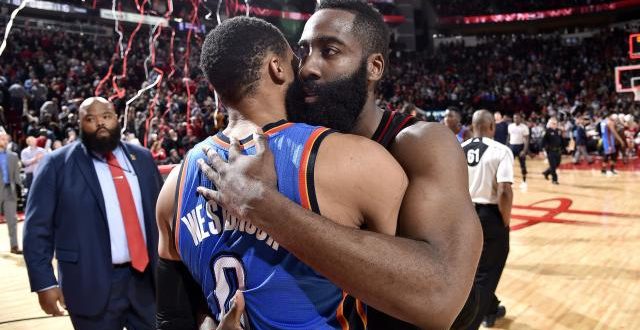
[467,204,509,330]
[544,150,561,182]
[24,172,33,207]
[69,266,155,330]
[509,144,527,180]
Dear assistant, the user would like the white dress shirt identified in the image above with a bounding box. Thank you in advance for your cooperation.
[92,146,147,264]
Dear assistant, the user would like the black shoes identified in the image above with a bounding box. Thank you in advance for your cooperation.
[543,172,549,180]
[552,181,559,185]
[482,305,506,328]
[10,246,22,255]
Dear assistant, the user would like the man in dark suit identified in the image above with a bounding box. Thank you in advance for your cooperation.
[0,132,23,254]
[23,97,163,330]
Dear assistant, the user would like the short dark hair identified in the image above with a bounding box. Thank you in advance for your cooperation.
[199,17,288,103]
[317,0,390,65]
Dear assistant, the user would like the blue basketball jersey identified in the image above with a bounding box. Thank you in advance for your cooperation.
[600,120,615,154]
[174,120,362,329]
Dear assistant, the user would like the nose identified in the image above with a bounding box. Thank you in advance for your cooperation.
[299,53,321,82]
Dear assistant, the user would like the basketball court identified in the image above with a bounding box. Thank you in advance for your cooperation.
[0,157,638,329]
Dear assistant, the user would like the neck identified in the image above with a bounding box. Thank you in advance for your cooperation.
[350,93,384,139]
[223,96,287,139]
[473,128,492,138]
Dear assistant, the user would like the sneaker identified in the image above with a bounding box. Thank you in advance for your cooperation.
[606,171,613,177]
[601,169,607,175]
[482,305,506,328]
[610,169,618,176]
[543,172,549,180]
[552,180,559,185]
[519,182,528,190]
[10,247,22,255]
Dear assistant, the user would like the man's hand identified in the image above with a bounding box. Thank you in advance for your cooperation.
[37,287,66,316]
[215,292,245,330]
[197,132,276,220]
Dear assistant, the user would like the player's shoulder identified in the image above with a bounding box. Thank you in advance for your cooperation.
[320,130,390,158]
[393,120,459,152]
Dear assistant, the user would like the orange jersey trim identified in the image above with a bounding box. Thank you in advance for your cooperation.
[336,291,350,330]
[173,153,190,255]
[211,135,256,150]
[265,122,294,135]
[298,127,330,210]
[356,298,367,328]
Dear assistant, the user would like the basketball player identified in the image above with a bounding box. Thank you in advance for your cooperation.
[444,106,472,143]
[508,112,529,187]
[155,17,408,329]
[198,1,482,328]
[599,112,625,176]
[462,110,513,329]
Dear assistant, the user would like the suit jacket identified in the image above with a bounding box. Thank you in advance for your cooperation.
[23,141,163,316]
[0,150,22,200]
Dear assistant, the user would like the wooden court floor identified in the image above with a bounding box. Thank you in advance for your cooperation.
[0,157,638,329]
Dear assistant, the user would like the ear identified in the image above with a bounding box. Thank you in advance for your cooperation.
[367,53,385,82]
[268,56,287,85]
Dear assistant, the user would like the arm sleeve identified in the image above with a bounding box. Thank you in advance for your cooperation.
[156,257,211,330]
[23,154,59,291]
[496,148,514,183]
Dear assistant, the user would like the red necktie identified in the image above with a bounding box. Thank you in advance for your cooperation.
[105,151,149,272]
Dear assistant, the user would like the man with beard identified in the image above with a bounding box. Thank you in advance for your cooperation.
[199,0,482,329]
[23,97,163,330]
[155,16,407,330]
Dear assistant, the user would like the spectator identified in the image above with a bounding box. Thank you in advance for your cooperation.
[150,140,167,163]
[0,132,22,254]
[571,116,593,164]
[493,111,509,145]
[20,136,47,200]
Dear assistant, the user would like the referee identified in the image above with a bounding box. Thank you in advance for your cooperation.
[462,110,514,329]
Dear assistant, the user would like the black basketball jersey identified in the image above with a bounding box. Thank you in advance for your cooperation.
[345,110,420,330]
[365,110,478,329]
[371,110,418,149]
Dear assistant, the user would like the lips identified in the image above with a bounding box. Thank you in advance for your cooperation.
[302,85,319,103]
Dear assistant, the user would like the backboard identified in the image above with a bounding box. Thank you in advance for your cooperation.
[615,64,640,101]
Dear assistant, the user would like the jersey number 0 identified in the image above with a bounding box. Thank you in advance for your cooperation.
[210,254,250,328]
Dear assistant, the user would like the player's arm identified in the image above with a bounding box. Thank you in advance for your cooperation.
[312,133,406,235]
[608,121,626,146]
[496,148,515,227]
[155,165,211,330]
[383,123,483,328]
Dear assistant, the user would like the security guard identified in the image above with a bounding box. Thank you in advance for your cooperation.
[462,110,514,329]
[543,117,563,185]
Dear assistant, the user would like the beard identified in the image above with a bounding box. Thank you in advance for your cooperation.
[286,60,368,133]
[80,125,121,155]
